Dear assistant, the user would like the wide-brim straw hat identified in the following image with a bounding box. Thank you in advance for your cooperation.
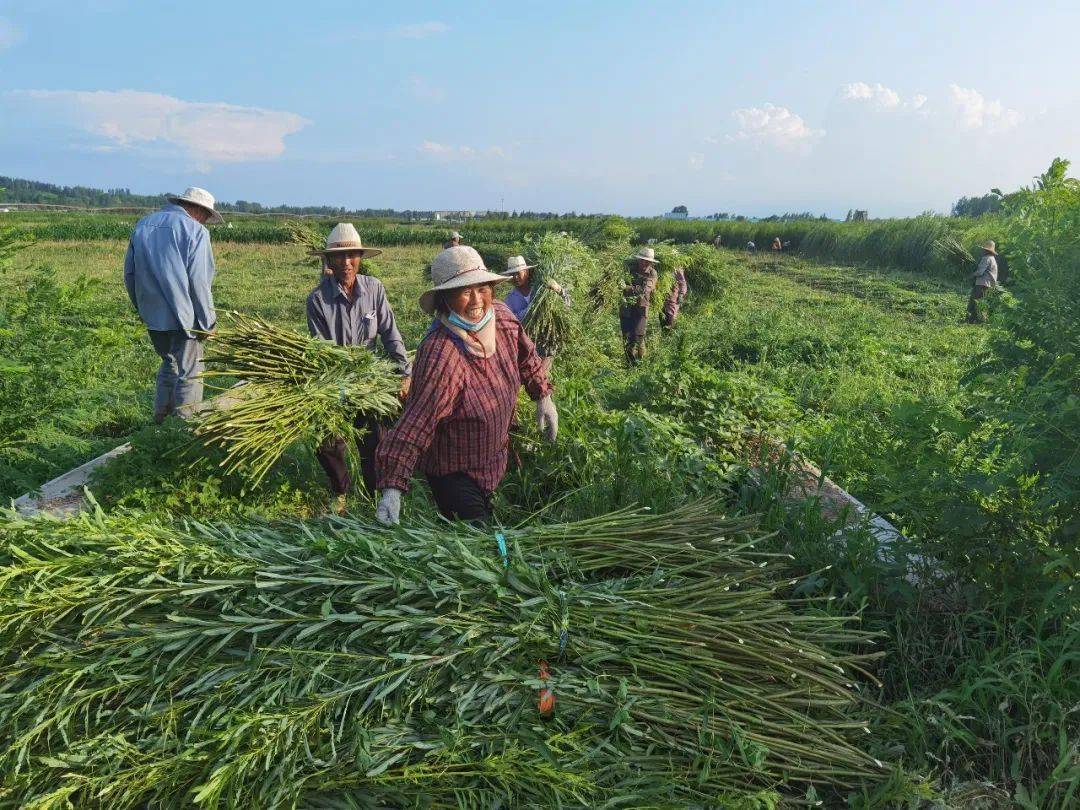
[980,240,998,255]
[313,223,382,258]
[632,247,659,264]
[420,246,509,314]
[166,186,223,224]
[501,255,535,276]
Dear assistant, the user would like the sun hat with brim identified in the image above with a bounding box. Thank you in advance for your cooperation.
[312,223,382,258]
[632,247,659,264]
[979,240,998,255]
[420,246,509,314]
[166,186,223,224]
[501,255,535,276]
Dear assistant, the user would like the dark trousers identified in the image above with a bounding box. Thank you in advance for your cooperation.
[620,306,648,365]
[967,285,987,323]
[426,471,492,523]
[315,415,382,496]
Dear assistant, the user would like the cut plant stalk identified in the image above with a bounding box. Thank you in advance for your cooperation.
[0,501,886,808]
[192,311,401,487]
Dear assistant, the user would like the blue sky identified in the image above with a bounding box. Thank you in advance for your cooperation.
[1,0,1078,216]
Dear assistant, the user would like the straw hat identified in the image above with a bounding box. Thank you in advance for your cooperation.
[449,231,462,240]
[313,223,382,258]
[501,255,535,276]
[420,246,509,314]
[166,187,223,224]
[979,240,998,255]
[632,247,659,264]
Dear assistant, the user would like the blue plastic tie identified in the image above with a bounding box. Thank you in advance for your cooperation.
[558,629,568,656]
[495,532,509,568]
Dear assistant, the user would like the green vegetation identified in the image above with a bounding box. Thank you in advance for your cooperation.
[193,313,402,487]
[0,504,887,808]
[0,162,1076,806]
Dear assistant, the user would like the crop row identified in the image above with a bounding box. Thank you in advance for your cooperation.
[3,210,1003,276]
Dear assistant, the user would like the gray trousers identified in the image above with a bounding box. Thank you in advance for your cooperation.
[148,329,204,421]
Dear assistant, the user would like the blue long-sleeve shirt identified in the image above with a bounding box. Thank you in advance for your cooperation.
[123,204,216,336]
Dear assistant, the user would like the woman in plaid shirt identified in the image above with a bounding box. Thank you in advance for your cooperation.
[374,246,558,525]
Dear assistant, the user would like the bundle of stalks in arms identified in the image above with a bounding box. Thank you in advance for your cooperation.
[192,312,401,486]
[285,219,328,271]
[0,499,887,808]
[932,233,975,275]
[651,241,682,296]
[521,233,591,356]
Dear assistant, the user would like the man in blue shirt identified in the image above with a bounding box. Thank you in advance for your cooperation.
[123,187,221,422]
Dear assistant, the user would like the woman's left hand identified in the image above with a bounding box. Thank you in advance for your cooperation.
[536,395,558,443]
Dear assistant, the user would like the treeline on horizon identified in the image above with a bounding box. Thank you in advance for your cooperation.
[3,174,1007,221]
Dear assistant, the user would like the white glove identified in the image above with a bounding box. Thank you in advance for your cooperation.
[535,395,558,443]
[375,488,403,526]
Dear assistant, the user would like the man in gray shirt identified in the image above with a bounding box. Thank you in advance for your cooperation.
[123,187,222,422]
[306,223,411,512]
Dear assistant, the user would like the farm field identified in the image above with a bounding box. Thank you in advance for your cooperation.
[1,209,1076,806]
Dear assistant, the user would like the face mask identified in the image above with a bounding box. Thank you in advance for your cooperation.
[447,307,494,332]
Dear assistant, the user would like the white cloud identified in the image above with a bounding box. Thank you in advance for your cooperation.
[840,82,930,113]
[947,84,1022,132]
[10,89,309,168]
[417,140,507,161]
[0,17,24,50]
[841,82,901,110]
[688,152,704,170]
[727,103,823,152]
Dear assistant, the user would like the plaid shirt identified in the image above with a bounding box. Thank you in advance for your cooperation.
[376,302,552,494]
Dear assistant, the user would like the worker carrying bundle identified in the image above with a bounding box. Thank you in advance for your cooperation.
[659,266,689,330]
[619,247,659,365]
[305,223,411,513]
[502,254,571,372]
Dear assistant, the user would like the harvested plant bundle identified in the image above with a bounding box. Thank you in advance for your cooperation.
[522,282,572,355]
[0,501,885,808]
[522,233,592,355]
[932,234,975,274]
[285,218,325,253]
[194,312,401,485]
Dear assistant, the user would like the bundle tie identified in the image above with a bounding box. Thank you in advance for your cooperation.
[495,532,509,568]
[538,660,555,717]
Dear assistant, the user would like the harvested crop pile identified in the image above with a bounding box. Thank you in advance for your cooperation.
[521,233,594,356]
[193,312,401,486]
[0,501,884,808]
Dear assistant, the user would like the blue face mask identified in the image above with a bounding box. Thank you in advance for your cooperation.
[447,307,494,332]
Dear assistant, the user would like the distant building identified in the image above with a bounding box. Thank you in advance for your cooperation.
[662,205,689,220]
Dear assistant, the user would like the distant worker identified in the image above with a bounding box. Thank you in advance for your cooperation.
[444,230,463,249]
[374,246,556,525]
[502,254,569,371]
[967,240,999,324]
[306,223,412,513]
[712,234,722,248]
[747,240,756,251]
[772,236,782,251]
[123,186,221,424]
[620,247,659,365]
[659,266,689,330]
